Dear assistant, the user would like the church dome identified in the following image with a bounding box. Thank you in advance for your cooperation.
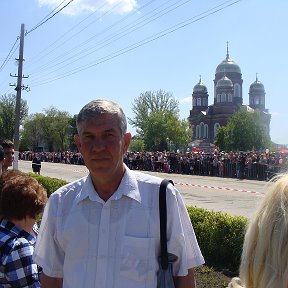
[193,76,207,93]
[216,75,233,88]
[249,75,265,92]
[216,45,241,74]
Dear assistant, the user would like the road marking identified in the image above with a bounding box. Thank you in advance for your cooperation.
[174,182,264,195]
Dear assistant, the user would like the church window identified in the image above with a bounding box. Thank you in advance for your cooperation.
[234,83,241,97]
[193,98,196,107]
[197,98,201,106]
[228,93,232,102]
[200,122,204,138]
[221,93,226,102]
[217,94,220,102]
[214,123,220,138]
[255,97,259,105]
[196,125,200,138]
[204,124,209,138]
[260,96,265,105]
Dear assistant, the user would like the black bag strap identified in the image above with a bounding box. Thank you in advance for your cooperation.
[159,179,174,270]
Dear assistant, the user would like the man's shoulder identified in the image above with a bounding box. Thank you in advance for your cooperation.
[50,176,88,199]
[130,170,162,186]
[128,169,176,195]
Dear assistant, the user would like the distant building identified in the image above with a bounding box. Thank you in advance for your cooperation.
[188,44,271,149]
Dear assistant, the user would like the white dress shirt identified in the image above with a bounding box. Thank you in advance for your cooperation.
[33,167,204,288]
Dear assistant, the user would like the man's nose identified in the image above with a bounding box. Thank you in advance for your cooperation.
[91,138,106,150]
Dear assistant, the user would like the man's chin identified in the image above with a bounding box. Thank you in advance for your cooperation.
[89,163,110,172]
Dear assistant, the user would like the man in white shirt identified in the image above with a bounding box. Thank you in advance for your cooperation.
[33,99,204,288]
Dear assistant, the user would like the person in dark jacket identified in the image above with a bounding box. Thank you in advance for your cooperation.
[32,154,42,175]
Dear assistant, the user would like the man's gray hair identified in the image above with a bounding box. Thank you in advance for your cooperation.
[76,99,127,135]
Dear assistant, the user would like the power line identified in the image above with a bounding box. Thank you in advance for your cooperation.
[30,0,242,87]
[25,0,112,68]
[0,37,19,72]
[25,0,75,36]
[28,0,193,79]
[26,0,125,72]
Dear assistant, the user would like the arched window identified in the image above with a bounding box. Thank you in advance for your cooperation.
[228,93,232,102]
[204,124,209,139]
[200,122,204,138]
[197,98,201,106]
[192,98,196,107]
[214,123,220,138]
[255,97,260,105]
[234,83,241,97]
[196,125,200,138]
[221,93,226,102]
[260,96,265,105]
[217,94,221,102]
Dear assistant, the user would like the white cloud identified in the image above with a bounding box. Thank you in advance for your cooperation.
[37,0,137,16]
[179,96,191,104]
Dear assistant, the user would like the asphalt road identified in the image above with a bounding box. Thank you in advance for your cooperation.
[18,160,272,219]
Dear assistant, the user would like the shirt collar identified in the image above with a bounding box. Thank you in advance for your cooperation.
[0,218,36,245]
[75,165,141,204]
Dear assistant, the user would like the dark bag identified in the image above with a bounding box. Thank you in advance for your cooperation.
[157,179,178,288]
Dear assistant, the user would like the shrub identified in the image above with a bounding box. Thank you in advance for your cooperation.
[188,206,248,272]
[28,173,68,198]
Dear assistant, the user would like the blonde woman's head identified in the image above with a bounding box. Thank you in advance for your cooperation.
[239,173,288,288]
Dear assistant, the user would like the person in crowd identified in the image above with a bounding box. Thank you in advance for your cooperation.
[33,99,204,288]
[0,140,14,172]
[0,170,47,287]
[32,153,42,175]
[228,173,288,288]
[0,146,4,175]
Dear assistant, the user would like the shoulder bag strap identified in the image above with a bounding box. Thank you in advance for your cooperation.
[159,179,174,270]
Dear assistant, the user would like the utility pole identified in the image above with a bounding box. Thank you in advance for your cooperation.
[9,23,29,169]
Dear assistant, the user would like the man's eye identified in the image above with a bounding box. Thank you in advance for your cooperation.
[105,133,115,137]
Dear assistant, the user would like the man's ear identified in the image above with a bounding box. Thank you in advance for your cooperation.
[123,132,132,153]
[74,134,81,150]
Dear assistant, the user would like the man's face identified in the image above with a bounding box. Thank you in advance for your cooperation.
[3,147,14,169]
[74,114,131,183]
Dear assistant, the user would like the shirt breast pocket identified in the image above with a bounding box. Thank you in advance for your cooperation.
[119,235,158,283]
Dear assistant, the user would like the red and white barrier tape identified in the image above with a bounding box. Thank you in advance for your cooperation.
[174,182,264,195]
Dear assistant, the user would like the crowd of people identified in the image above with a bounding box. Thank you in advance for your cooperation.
[1,99,288,287]
[19,148,288,182]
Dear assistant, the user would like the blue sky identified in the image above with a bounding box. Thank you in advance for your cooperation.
[0,0,287,145]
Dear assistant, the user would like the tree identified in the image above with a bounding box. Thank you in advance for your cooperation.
[129,137,145,152]
[128,90,179,136]
[143,111,191,151]
[20,113,45,151]
[0,93,28,140]
[214,108,271,151]
[40,107,72,151]
[20,107,72,152]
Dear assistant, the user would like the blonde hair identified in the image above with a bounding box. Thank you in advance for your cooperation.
[238,173,288,288]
